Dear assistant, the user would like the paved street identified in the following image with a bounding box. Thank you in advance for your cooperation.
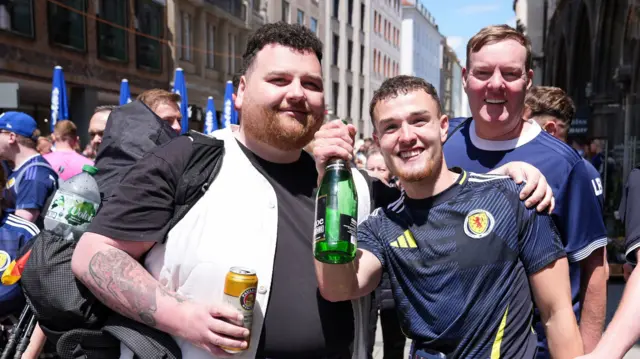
[372,278,640,359]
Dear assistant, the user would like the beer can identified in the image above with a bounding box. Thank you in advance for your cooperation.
[221,267,258,353]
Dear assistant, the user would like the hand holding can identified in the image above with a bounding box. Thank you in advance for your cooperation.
[221,267,259,354]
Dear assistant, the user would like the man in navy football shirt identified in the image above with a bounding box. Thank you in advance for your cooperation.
[313,76,583,359]
[0,112,58,227]
[524,86,604,210]
[444,25,607,357]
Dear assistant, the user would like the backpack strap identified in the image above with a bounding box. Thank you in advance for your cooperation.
[444,117,472,145]
[13,162,58,194]
[169,131,225,229]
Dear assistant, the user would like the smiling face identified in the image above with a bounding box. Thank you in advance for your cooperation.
[373,90,448,183]
[235,44,325,151]
[463,39,533,138]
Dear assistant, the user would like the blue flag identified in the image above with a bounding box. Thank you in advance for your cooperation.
[172,68,189,134]
[119,79,132,105]
[50,66,69,132]
[222,80,235,128]
[204,96,219,135]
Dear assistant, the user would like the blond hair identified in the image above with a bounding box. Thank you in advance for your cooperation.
[137,89,181,112]
[466,25,532,70]
[53,120,78,142]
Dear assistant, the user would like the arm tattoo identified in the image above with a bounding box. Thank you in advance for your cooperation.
[85,249,177,327]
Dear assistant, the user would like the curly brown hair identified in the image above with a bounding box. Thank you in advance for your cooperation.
[369,75,442,129]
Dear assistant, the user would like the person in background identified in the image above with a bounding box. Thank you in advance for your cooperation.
[136,89,183,134]
[36,136,52,155]
[365,150,391,185]
[44,120,94,180]
[87,105,116,159]
[525,86,604,209]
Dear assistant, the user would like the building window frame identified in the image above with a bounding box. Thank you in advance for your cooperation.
[332,34,339,66]
[297,9,304,25]
[0,0,35,38]
[135,0,164,72]
[282,1,289,22]
[333,0,339,19]
[310,17,318,34]
[48,0,87,52]
[97,0,128,62]
[206,23,216,69]
[179,11,193,61]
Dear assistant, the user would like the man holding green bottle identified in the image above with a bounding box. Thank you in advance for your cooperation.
[313,76,583,359]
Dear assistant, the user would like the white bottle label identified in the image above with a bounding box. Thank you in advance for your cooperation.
[45,191,99,227]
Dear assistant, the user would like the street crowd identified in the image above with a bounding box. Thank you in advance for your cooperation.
[0,20,639,359]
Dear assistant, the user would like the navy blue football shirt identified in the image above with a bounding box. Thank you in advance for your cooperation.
[0,213,39,316]
[444,118,607,358]
[358,170,565,358]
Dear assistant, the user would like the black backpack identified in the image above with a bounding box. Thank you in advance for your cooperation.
[19,101,225,359]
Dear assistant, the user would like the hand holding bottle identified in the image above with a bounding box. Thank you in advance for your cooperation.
[312,120,357,182]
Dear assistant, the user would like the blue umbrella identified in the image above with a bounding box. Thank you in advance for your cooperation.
[222,80,235,128]
[119,79,132,105]
[172,68,189,134]
[50,65,69,132]
[204,96,219,134]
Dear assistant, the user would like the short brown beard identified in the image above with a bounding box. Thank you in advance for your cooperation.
[385,147,443,183]
[241,98,323,151]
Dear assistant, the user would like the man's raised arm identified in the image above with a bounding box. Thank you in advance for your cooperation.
[315,248,383,302]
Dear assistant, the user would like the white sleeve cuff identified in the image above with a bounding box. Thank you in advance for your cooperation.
[567,237,608,263]
[626,242,640,265]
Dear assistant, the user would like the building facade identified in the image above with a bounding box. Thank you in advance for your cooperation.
[400,0,443,90]
[440,43,457,118]
[0,0,170,143]
[451,59,462,117]
[263,0,322,35]
[365,0,402,137]
[168,0,263,130]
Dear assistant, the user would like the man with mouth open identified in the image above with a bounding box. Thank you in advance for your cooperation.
[313,75,584,359]
[443,25,608,357]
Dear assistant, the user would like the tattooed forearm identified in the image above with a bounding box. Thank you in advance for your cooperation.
[85,249,162,327]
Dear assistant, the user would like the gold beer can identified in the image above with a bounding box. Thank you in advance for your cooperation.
[221,267,258,353]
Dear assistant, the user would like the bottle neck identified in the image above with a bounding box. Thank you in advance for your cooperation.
[327,158,348,168]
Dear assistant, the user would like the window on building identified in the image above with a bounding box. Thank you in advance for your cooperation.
[310,17,318,34]
[347,85,353,119]
[333,81,339,115]
[347,0,353,25]
[333,0,339,18]
[360,45,364,73]
[97,0,127,61]
[360,88,364,121]
[297,9,304,25]
[0,0,34,37]
[347,40,353,71]
[360,3,365,32]
[377,51,381,73]
[252,0,260,12]
[383,19,387,39]
[206,23,215,69]
[332,34,339,66]
[228,33,235,74]
[282,1,289,22]
[179,12,192,61]
[373,11,377,33]
[48,0,86,51]
[135,0,163,70]
[373,49,377,73]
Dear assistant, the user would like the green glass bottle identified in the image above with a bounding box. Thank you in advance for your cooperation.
[314,158,358,264]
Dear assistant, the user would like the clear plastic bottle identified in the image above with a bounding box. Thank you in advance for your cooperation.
[44,164,100,241]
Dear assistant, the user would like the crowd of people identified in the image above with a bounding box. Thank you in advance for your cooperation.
[0,20,639,359]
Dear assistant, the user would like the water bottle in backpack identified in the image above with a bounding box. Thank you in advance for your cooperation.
[43,164,100,241]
